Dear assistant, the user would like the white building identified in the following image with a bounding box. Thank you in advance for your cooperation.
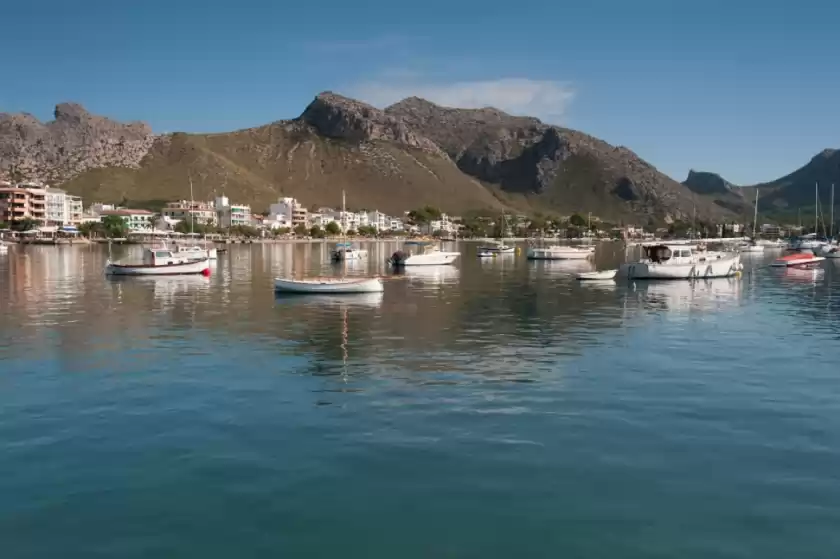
[214,196,251,228]
[65,195,83,225]
[45,188,68,225]
[163,200,217,225]
[99,209,155,232]
[269,197,308,228]
[427,213,457,235]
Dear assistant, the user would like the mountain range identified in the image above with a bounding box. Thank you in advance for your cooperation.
[2,93,837,223]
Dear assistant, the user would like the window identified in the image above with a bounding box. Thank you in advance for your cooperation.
[155,251,171,258]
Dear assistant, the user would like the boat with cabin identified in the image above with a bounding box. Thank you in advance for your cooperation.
[331,242,368,262]
[105,245,210,276]
[173,243,217,260]
[388,241,460,266]
[617,244,742,280]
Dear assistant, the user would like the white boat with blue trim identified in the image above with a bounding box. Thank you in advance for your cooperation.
[618,244,742,280]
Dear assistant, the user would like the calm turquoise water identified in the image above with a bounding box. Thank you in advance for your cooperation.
[1,242,840,558]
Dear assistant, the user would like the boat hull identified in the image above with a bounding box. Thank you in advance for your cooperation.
[479,245,515,254]
[577,269,617,281]
[105,259,210,276]
[620,255,742,279]
[771,255,826,267]
[273,277,384,293]
[740,245,765,253]
[390,252,460,266]
[527,247,594,260]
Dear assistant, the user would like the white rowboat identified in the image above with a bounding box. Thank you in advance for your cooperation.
[274,277,384,293]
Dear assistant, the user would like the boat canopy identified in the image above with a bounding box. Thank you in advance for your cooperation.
[335,242,353,247]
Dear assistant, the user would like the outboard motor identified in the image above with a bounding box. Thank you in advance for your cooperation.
[389,250,407,266]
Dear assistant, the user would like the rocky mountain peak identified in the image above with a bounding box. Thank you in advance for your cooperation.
[299,92,445,155]
[54,102,90,122]
[683,169,739,195]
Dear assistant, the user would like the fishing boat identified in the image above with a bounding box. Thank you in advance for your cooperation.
[105,246,210,276]
[388,241,460,266]
[275,190,384,294]
[618,244,742,279]
[576,269,617,281]
[771,251,825,268]
[331,242,368,262]
[527,244,595,260]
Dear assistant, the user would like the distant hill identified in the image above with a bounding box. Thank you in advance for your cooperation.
[682,170,749,214]
[2,93,737,221]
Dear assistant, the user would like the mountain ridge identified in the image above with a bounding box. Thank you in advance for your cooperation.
[0,93,763,221]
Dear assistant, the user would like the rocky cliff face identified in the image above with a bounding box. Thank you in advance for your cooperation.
[0,103,154,184]
[386,98,723,221]
[300,92,445,156]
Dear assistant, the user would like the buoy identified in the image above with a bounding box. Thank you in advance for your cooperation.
[202,268,211,277]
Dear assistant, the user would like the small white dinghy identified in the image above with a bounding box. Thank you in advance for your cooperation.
[477,250,496,258]
[576,269,617,281]
[274,277,384,294]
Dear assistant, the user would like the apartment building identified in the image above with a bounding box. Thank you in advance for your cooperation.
[162,200,217,225]
[0,183,46,224]
[100,209,155,232]
[215,196,252,228]
[269,197,308,228]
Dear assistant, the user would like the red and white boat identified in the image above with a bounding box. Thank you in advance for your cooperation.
[771,251,825,268]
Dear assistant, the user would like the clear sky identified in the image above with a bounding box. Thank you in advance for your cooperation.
[2,0,837,185]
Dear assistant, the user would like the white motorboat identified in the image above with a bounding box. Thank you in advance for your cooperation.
[576,269,617,281]
[477,250,496,258]
[331,242,368,262]
[274,277,384,294]
[618,244,742,280]
[739,243,765,253]
[388,241,460,266]
[174,244,217,260]
[822,245,840,259]
[478,241,515,254]
[105,246,210,276]
[527,245,595,260]
[0,243,8,253]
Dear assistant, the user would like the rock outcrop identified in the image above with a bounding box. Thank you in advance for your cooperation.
[0,103,154,184]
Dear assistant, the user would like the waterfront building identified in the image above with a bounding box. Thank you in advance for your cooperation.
[100,209,155,232]
[162,200,217,225]
[0,183,47,224]
[215,196,252,228]
[269,197,308,228]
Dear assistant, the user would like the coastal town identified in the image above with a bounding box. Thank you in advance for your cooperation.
[0,179,808,244]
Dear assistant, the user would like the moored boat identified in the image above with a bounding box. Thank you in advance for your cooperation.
[273,277,384,294]
[527,245,595,260]
[576,269,617,281]
[174,244,217,260]
[105,246,210,276]
[771,251,826,268]
[331,242,368,262]
[618,244,742,280]
[388,241,460,266]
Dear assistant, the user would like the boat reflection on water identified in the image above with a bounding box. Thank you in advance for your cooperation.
[631,278,742,314]
[274,291,384,309]
[107,274,212,307]
[781,266,825,284]
[395,265,460,286]
[530,259,595,277]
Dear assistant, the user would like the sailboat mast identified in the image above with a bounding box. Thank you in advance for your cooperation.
[815,182,819,235]
[189,175,195,235]
[342,190,346,275]
[831,184,835,239]
[752,190,759,238]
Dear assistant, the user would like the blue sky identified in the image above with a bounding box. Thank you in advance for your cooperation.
[2,0,837,185]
